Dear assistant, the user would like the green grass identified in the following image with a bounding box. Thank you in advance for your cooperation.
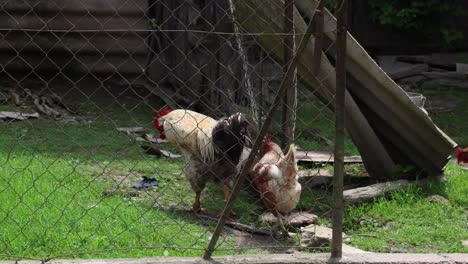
[294,89,468,253]
[0,96,267,259]
[0,87,467,259]
[339,89,468,253]
[0,152,210,258]
[343,162,468,253]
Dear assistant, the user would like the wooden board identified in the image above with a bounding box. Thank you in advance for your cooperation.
[296,150,362,163]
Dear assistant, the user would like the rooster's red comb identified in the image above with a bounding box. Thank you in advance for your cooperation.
[156,106,171,118]
[153,106,172,136]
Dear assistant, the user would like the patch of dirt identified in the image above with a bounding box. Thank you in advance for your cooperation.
[96,165,145,186]
[224,227,298,254]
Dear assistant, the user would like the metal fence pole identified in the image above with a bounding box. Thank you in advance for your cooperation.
[202,7,320,259]
[331,0,348,259]
[312,0,325,76]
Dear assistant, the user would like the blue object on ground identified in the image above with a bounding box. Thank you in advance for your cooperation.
[133,176,158,189]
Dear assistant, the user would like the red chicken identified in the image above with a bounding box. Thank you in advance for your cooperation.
[252,137,301,235]
[456,147,468,164]
[154,108,249,214]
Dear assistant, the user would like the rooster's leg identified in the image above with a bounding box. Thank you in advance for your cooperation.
[219,184,236,217]
[223,184,230,203]
[192,192,202,213]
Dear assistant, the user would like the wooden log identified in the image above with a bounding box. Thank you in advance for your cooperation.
[397,75,428,85]
[422,79,468,90]
[396,56,456,71]
[420,71,468,89]
[421,71,468,80]
[388,64,429,80]
[343,179,429,205]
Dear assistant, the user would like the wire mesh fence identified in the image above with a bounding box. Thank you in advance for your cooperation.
[0,0,346,260]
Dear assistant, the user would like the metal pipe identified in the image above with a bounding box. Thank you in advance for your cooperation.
[331,0,348,259]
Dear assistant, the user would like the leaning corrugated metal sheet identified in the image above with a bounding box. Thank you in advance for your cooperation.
[0,0,147,76]
[235,0,457,179]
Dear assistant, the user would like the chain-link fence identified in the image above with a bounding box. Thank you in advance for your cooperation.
[0,0,348,260]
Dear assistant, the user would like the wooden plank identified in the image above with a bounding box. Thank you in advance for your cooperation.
[296,150,362,163]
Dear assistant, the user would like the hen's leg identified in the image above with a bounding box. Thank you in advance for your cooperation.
[277,215,289,237]
[192,191,202,213]
[223,184,230,203]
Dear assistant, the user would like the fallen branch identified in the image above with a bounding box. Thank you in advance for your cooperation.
[117,127,147,134]
[0,111,39,120]
[50,94,78,115]
[42,98,61,117]
[9,89,21,106]
[140,145,181,159]
[197,213,274,237]
[33,97,48,116]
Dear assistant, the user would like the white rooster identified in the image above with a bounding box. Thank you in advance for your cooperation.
[154,108,249,214]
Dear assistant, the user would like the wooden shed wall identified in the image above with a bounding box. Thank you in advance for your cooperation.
[0,0,147,76]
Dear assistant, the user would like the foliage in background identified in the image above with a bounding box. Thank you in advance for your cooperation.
[368,0,465,47]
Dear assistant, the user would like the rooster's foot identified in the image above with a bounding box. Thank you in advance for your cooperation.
[216,210,236,219]
[192,204,203,214]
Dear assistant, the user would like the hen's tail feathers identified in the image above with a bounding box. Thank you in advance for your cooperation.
[284,144,298,182]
